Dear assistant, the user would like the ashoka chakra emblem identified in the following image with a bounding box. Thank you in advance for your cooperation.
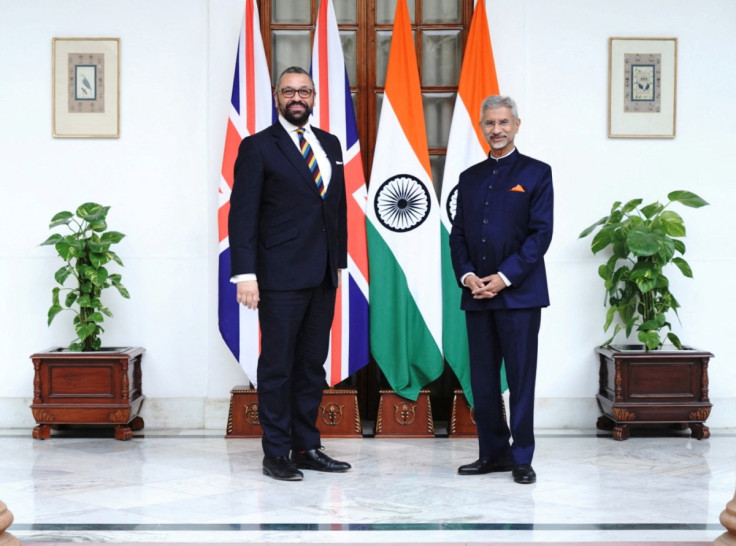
[374,174,431,232]
[446,185,459,223]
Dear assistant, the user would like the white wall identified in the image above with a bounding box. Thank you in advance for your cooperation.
[1,0,734,430]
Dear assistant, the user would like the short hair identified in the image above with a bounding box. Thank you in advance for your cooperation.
[276,66,314,90]
[480,95,519,121]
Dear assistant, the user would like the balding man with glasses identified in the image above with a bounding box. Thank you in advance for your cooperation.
[229,66,350,481]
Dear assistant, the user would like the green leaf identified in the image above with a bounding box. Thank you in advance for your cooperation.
[634,276,656,294]
[659,210,686,237]
[90,220,108,233]
[52,286,61,306]
[47,304,63,325]
[75,322,98,340]
[77,295,92,307]
[640,201,663,219]
[579,216,608,238]
[69,341,83,352]
[673,239,686,254]
[40,233,64,246]
[49,211,73,228]
[114,282,131,299]
[100,231,126,244]
[89,252,109,268]
[100,306,113,317]
[107,251,124,266]
[627,225,660,256]
[64,291,78,307]
[54,265,72,285]
[668,190,709,208]
[76,203,108,221]
[672,257,693,278]
[591,226,615,254]
[638,330,662,350]
[89,266,109,287]
[87,240,110,253]
[620,199,642,214]
[667,332,683,349]
[89,312,105,322]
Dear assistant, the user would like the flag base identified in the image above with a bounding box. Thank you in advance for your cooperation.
[316,389,363,437]
[374,389,435,438]
[225,386,363,438]
[449,389,477,438]
[225,386,261,438]
[448,389,507,438]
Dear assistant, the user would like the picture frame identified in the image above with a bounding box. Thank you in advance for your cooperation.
[608,37,677,138]
[52,38,120,138]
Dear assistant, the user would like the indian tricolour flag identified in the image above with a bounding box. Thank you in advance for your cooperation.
[366,0,444,401]
[311,0,370,385]
[217,0,273,386]
[440,0,505,406]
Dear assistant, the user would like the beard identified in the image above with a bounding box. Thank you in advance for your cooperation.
[282,101,312,126]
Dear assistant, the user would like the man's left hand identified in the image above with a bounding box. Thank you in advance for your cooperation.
[471,273,507,299]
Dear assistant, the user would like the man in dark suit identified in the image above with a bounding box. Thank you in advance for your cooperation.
[229,66,350,481]
[449,95,553,484]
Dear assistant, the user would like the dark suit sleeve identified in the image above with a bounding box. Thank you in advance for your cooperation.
[334,137,348,270]
[449,178,473,288]
[228,136,263,277]
[498,164,554,285]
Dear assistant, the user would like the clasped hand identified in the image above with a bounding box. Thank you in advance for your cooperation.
[465,273,506,299]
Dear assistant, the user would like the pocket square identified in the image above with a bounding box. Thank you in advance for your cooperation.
[510,184,525,192]
[336,161,343,165]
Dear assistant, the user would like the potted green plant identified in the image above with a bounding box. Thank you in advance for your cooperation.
[30,203,145,441]
[579,190,713,440]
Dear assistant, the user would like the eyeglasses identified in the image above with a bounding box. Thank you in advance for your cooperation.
[279,87,314,99]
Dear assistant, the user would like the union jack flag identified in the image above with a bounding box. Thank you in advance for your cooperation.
[217,0,273,385]
[311,0,370,384]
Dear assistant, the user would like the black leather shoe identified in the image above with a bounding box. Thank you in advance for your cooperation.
[458,458,513,475]
[512,464,536,484]
[291,448,351,472]
[263,456,303,481]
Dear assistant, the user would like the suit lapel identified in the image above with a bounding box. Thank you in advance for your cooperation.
[272,123,325,198]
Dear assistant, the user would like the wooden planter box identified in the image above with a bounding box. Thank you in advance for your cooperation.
[595,345,713,440]
[30,347,145,441]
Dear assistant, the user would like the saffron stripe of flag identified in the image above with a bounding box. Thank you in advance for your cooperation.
[311,0,370,385]
[217,0,273,386]
[439,0,507,406]
[366,0,444,401]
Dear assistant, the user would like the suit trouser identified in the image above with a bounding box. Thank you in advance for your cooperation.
[257,278,336,457]
[465,307,541,465]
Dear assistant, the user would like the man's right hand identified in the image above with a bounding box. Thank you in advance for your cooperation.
[236,280,259,310]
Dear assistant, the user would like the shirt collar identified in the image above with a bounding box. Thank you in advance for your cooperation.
[488,147,517,162]
[278,115,312,135]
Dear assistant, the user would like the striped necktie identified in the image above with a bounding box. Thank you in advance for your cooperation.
[296,128,325,199]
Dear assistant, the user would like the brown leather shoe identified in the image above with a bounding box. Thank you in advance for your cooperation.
[263,456,303,481]
[291,448,351,472]
[458,458,513,475]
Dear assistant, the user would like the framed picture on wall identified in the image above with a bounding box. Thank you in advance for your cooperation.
[608,37,677,138]
[52,38,120,138]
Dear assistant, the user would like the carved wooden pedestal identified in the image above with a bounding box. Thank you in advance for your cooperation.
[30,347,145,441]
[225,386,362,438]
[0,500,20,546]
[449,390,508,438]
[374,389,434,438]
[449,390,477,437]
[595,345,713,441]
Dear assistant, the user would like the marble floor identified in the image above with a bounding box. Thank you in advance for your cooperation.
[1,427,733,544]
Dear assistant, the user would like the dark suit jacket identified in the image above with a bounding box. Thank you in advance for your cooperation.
[229,121,347,290]
[449,148,553,311]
